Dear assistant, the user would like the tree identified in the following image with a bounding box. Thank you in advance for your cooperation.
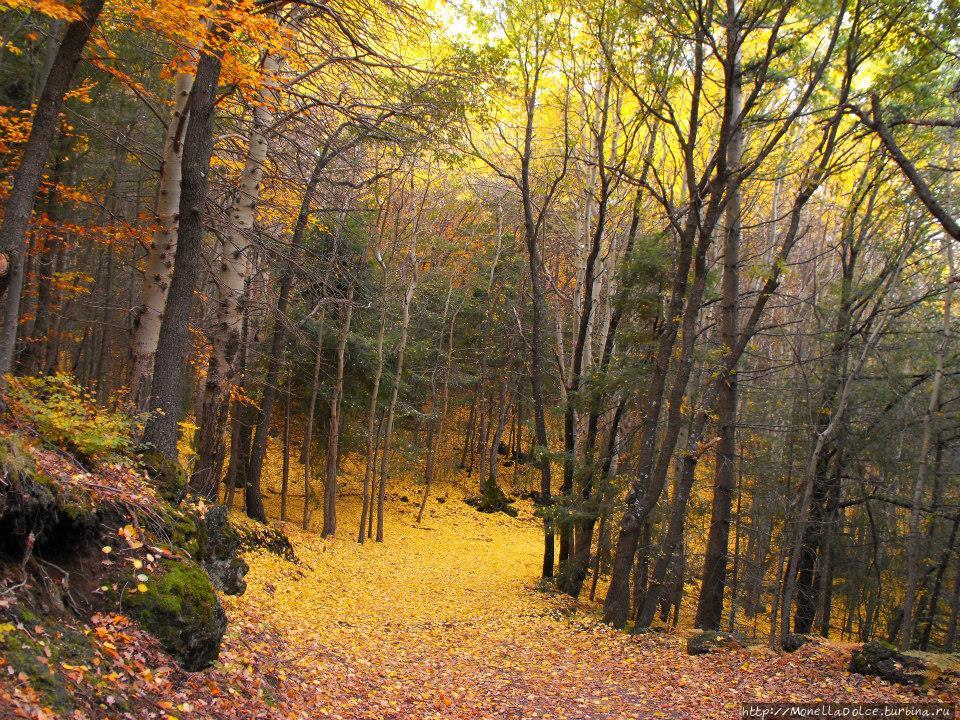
[0,0,106,374]
[142,11,234,459]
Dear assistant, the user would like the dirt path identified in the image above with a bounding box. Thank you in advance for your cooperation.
[222,488,953,720]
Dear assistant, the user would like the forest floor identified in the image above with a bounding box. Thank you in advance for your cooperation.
[210,468,959,720]
[3,450,959,719]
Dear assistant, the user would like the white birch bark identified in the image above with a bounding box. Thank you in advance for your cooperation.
[192,49,282,490]
[129,68,194,410]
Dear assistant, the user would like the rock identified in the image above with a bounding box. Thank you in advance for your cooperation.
[782,633,814,653]
[236,522,296,561]
[199,505,249,595]
[848,640,926,685]
[686,630,744,655]
[125,559,227,671]
[138,447,186,505]
[465,482,519,517]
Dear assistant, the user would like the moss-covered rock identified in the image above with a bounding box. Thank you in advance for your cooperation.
[686,630,744,655]
[782,633,814,653]
[155,502,205,559]
[465,483,519,517]
[125,559,227,671]
[236,521,296,562]
[849,640,927,685]
[199,505,249,595]
[137,447,187,505]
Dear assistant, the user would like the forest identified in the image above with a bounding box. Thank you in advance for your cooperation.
[1,0,960,717]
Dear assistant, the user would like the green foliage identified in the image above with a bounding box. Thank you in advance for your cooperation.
[5,373,140,461]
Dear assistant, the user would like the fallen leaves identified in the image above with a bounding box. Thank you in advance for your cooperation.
[2,458,958,719]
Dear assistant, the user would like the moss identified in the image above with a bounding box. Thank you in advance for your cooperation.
[0,432,99,561]
[3,632,71,713]
[151,502,206,559]
[13,605,39,627]
[58,628,94,663]
[782,633,813,653]
[200,505,249,594]
[234,521,295,562]
[0,619,93,715]
[138,447,187,505]
[125,559,227,671]
[466,482,519,517]
[0,435,57,557]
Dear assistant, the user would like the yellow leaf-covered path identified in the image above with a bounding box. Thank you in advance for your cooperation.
[220,484,955,719]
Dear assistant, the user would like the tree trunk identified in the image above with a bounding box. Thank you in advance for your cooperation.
[280,367,291,522]
[480,373,514,510]
[302,306,328,531]
[376,272,415,542]
[782,238,909,643]
[901,227,954,649]
[605,193,713,627]
[129,65,195,410]
[368,408,385,539]
[727,468,744,633]
[695,0,742,631]
[945,547,960,651]
[243,148,334,501]
[460,389,478,471]
[920,514,958,649]
[360,272,388,542]
[142,16,233,459]
[557,73,613,586]
[192,50,280,498]
[19,151,66,377]
[322,283,355,537]
[222,270,253,509]
[418,283,458,524]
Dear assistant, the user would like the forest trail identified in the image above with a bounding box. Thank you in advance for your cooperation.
[218,477,946,720]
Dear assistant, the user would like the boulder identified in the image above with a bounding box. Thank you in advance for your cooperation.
[848,640,926,685]
[125,559,227,671]
[466,481,519,517]
[687,630,744,655]
[236,521,296,561]
[782,633,814,653]
[200,505,249,595]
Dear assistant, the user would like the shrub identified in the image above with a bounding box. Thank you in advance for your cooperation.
[5,373,139,460]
